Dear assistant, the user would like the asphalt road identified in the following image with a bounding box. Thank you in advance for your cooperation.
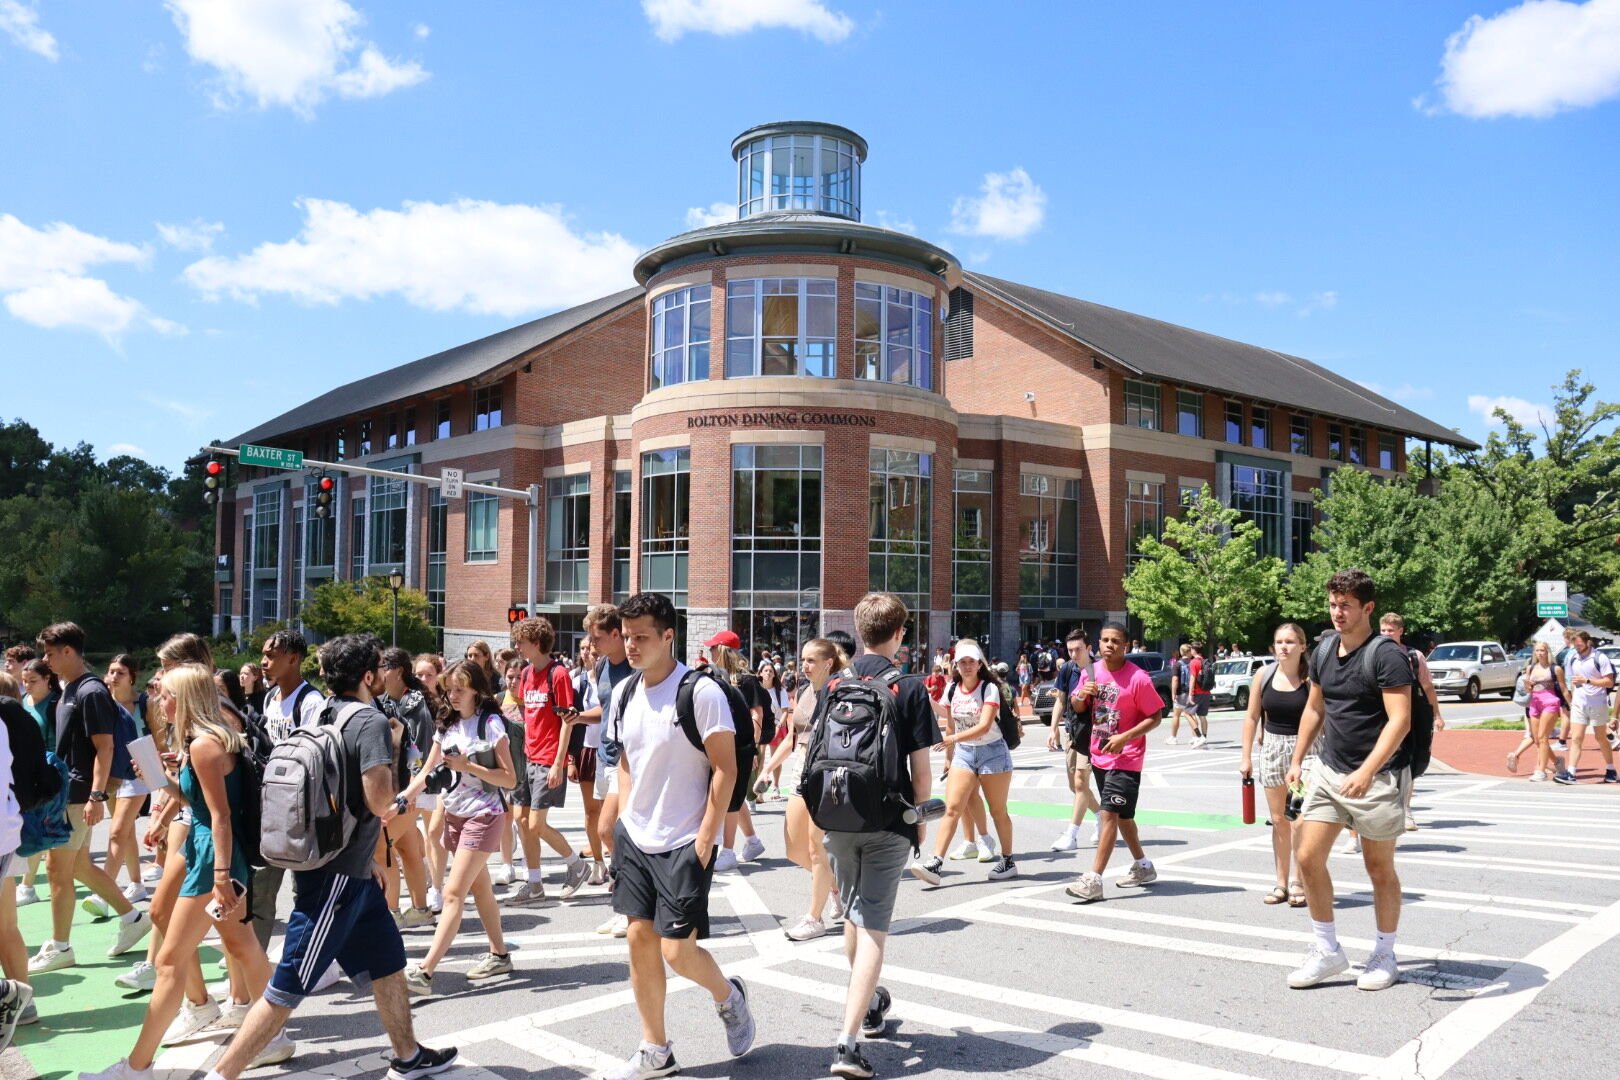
[12,707,1619,1080]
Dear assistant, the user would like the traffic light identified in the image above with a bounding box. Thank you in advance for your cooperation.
[314,474,335,518]
[202,459,222,506]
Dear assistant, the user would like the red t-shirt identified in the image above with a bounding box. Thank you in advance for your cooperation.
[1189,657,1210,697]
[924,673,947,702]
[520,661,575,765]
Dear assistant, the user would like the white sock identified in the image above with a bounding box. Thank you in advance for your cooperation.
[51,939,71,951]
[1374,930,1397,955]
[204,1071,227,1080]
[121,908,141,923]
[1065,824,1081,838]
[526,868,542,884]
[838,1033,859,1051]
[643,1040,671,1058]
[1137,857,1152,868]
[1312,920,1340,953]
[565,852,582,866]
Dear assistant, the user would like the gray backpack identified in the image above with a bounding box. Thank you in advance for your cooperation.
[259,700,366,872]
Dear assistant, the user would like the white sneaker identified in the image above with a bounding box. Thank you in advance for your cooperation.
[123,883,149,904]
[948,841,980,861]
[1529,771,1549,782]
[28,941,76,974]
[404,963,433,997]
[1404,814,1418,833]
[1085,825,1101,846]
[141,862,163,885]
[977,836,999,863]
[109,911,153,957]
[1356,951,1399,991]
[739,834,766,863]
[1340,833,1362,855]
[249,1031,297,1068]
[1116,859,1157,888]
[1065,872,1104,903]
[78,1059,153,1080]
[1287,944,1351,988]
[489,862,514,886]
[161,997,220,1045]
[426,886,444,913]
[783,915,826,942]
[588,860,609,887]
[599,1042,678,1080]
[1049,830,1080,852]
[1191,736,1207,748]
[1164,736,1180,746]
[83,893,116,919]
[596,913,629,938]
[14,884,39,906]
[397,906,435,929]
[714,849,740,872]
[203,999,251,1033]
[115,960,157,992]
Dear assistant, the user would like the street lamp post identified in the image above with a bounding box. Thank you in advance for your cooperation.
[387,571,404,647]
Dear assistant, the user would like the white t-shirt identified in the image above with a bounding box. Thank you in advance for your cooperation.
[948,680,1003,746]
[436,710,509,819]
[262,682,326,744]
[1565,650,1615,711]
[614,662,734,854]
[576,672,602,749]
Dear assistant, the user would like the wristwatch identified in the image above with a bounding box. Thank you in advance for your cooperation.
[89,790,109,803]
[392,795,408,815]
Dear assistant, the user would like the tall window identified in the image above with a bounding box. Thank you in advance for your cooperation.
[253,489,280,571]
[1177,390,1203,438]
[1327,424,1344,461]
[868,450,931,615]
[1125,481,1163,570]
[1229,464,1286,561]
[1290,414,1311,456]
[650,285,711,389]
[368,468,408,568]
[641,450,690,608]
[474,385,503,431]
[1225,401,1244,444]
[435,399,451,440]
[466,490,498,563]
[1019,473,1079,608]
[732,444,823,661]
[358,419,372,456]
[349,495,366,578]
[1124,380,1161,430]
[304,479,335,568]
[1291,500,1314,565]
[855,284,934,389]
[1250,407,1271,450]
[1348,428,1366,466]
[613,470,632,602]
[386,414,400,450]
[726,278,836,378]
[953,469,993,626]
[545,474,590,603]
[427,489,447,643]
[736,132,859,219]
[290,505,304,624]
[1378,432,1397,470]
[336,428,346,461]
[403,408,417,447]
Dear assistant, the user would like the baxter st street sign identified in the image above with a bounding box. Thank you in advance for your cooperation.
[239,443,305,470]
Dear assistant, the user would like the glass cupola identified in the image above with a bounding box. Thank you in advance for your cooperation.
[732,122,867,222]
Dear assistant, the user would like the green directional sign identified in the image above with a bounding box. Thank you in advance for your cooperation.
[239,443,305,470]
[1538,602,1569,619]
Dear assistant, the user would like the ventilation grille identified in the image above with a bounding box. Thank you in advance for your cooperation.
[944,287,974,361]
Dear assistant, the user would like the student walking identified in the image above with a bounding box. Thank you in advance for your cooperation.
[702,632,768,872]
[1239,623,1316,907]
[377,649,433,926]
[1516,642,1564,780]
[1047,629,1102,852]
[1556,631,1617,784]
[778,638,844,941]
[508,618,589,905]
[600,592,755,1080]
[583,604,634,938]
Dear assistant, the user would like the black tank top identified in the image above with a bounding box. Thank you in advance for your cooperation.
[1261,666,1310,736]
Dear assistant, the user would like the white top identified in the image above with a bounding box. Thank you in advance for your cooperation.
[948,680,1003,747]
[262,681,326,744]
[436,711,509,819]
[1565,650,1614,710]
[614,662,734,854]
[577,674,602,749]
[0,720,20,859]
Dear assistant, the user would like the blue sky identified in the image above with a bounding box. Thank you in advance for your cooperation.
[3,0,1617,473]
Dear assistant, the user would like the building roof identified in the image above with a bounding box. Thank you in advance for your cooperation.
[633,213,959,285]
[965,272,1477,450]
[226,287,644,446]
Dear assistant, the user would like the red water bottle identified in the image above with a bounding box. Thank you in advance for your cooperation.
[1241,776,1256,825]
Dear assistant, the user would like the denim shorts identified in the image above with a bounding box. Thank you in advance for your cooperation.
[952,738,1013,775]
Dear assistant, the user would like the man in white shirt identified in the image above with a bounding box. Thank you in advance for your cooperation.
[1557,631,1617,784]
[252,629,326,951]
[599,593,756,1080]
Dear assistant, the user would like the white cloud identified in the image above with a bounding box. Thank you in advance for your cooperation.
[166,0,428,117]
[684,202,734,229]
[107,443,148,457]
[1425,0,1620,118]
[1298,290,1339,316]
[0,214,179,339]
[412,22,429,39]
[1254,290,1293,307]
[869,210,917,235]
[948,167,1046,241]
[643,0,853,42]
[0,0,58,60]
[1468,393,1555,429]
[1251,289,1337,316]
[140,394,212,422]
[183,197,638,317]
[156,219,225,252]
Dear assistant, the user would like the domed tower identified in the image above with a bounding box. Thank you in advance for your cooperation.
[629,123,962,661]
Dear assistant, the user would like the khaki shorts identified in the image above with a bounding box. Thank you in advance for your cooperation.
[1300,763,1408,842]
[63,804,93,852]
[1065,747,1093,786]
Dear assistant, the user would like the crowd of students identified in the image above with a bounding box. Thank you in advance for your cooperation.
[0,567,1529,1079]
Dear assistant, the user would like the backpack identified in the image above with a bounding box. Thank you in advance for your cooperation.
[946,677,1023,751]
[801,668,913,833]
[1195,657,1216,692]
[1311,633,1432,773]
[739,672,777,748]
[110,700,139,781]
[258,699,367,872]
[614,666,759,813]
[0,698,57,812]
[18,752,72,857]
[229,703,274,870]
[453,708,510,808]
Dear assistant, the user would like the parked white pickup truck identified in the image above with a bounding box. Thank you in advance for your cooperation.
[1425,641,1518,702]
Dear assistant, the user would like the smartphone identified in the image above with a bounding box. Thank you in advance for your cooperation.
[442,745,463,757]
[206,877,247,920]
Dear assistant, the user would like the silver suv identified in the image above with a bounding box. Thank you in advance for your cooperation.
[1426,641,1517,702]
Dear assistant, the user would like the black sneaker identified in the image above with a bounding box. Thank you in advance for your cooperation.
[861,985,892,1038]
[831,1042,875,1079]
[387,1043,458,1080]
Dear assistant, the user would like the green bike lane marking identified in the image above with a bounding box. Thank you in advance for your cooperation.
[14,883,225,1080]
[1006,800,1249,831]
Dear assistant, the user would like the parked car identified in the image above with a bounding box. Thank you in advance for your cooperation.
[1125,651,1175,710]
[1031,677,1061,721]
[1511,645,1535,664]
[1211,655,1269,710]
[1426,641,1518,702]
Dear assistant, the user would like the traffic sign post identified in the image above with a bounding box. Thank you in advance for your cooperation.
[239,443,305,470]
[1536,580,1568,620]
[441,467,464,499]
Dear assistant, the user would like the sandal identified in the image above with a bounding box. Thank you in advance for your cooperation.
[1263,886,1288,905]
[1506,750,1519,773]
[1288,881,1308,907]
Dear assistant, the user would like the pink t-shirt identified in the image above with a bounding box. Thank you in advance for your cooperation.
[1087,660,1165,772]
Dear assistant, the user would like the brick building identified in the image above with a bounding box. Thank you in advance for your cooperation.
[214,121,1472,663]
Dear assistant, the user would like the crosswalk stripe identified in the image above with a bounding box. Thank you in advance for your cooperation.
[1338,849,1620,881]
[1159,870,1585,924]
[494,1026,623,1075]
[1167,863,1603,913]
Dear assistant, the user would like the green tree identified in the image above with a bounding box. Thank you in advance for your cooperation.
[1124,487,1286,649]
[300,578,436,653]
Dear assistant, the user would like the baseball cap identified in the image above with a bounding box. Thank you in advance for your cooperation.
[952,638,987,665]
[704,630,743,650]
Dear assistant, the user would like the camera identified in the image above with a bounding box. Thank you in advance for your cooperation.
[1284,782,1306,821]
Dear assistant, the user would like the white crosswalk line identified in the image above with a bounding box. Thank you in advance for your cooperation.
[1161,869,1586,923]
[1169,863,1603,913]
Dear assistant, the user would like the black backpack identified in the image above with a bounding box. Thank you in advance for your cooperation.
[616,666,758,813]
[1195,657,1217,692]
[946,677,1022,750]
[223,699,273,870]
[738,672,777,748]
[1311,632,1433,773]
[0,697,58,811]
[801,669,913,833]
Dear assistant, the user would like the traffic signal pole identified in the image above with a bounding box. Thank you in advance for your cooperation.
[204,444,542,629]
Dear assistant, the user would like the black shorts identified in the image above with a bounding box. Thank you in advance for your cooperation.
[1189,697,1210,716]
[1093,766,1142,820]
[610,821,716,939]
